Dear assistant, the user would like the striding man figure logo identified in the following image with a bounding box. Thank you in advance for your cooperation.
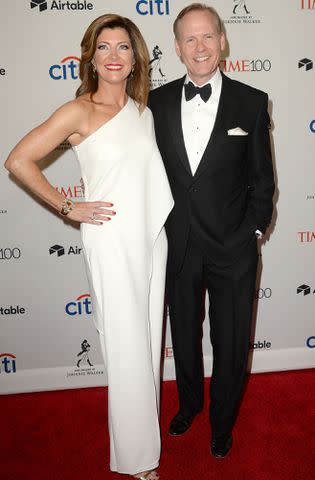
[77,339,93,367]
[233,0,250,15]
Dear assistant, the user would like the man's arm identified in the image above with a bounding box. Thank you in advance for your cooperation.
[247,93,275,234]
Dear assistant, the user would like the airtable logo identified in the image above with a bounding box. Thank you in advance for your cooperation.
[0,305,25,315]
[30,1,94,12]
[30,0,48,11]
[297,284,315,296]
[49,56,80,80]
[49,245,65,257]
[298,58,313,71]
[65,294,92,315]
[0,353,17,374]
[249,340,271,350]
[49,244,82,257]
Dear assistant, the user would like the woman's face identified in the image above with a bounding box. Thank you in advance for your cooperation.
[92,27,134,85]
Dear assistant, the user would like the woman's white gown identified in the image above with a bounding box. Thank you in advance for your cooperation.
[73,98,174,474]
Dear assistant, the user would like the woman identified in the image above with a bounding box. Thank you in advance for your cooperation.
[5,14,173,480]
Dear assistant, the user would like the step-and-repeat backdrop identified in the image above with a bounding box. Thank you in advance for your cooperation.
[1,0,314,394]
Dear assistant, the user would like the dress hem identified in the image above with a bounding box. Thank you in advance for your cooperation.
[110,460,160,475]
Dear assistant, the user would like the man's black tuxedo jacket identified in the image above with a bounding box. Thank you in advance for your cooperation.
[149,73,275,270]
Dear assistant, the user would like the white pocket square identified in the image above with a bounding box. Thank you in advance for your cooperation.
[227,127,248,136]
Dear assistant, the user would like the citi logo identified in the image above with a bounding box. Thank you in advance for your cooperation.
[310,120,315,133]
[0,305,25,315]
[301,0,315,9]
[136,0,169,15]
[49,56,80,80]
[297,284,315,296]
[306,336,315,348]
[220,59,271,73]
[298,231,315,242]
[49,244,82,257]
[0,353,17,374]
[298,58,313,71]
[65,294,92,316]
[31,1,93,12]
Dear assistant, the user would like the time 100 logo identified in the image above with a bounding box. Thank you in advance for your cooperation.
[136,0,169,15]
[0,248,21,260]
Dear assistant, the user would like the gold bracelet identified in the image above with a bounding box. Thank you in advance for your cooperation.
[60,198,74,216]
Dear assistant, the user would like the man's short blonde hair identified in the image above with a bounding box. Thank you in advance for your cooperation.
[173,3,223,38]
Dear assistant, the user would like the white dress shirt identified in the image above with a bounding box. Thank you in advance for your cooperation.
[181,68,262,238]
[181,68,222,176]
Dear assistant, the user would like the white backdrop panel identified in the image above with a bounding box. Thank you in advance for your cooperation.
[1,0,314,394]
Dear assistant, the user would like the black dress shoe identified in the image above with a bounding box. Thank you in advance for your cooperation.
[210,433,233,458]
[168,412,195,436]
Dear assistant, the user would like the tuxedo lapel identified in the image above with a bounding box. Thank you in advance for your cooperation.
[193,73,239,181]
[167,76,192,176]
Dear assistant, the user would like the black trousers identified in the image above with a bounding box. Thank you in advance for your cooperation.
[167,233,258,435]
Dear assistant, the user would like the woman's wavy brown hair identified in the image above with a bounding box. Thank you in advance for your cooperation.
[76,14,150,111]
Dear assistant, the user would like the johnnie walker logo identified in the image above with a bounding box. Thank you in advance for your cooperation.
[224,0,262,25]
[149,45,167,89]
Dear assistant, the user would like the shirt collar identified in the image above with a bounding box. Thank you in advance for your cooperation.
[185,68,222,92]
[183,68,222,100]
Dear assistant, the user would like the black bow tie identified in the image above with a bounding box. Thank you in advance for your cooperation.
[184,81,212,102]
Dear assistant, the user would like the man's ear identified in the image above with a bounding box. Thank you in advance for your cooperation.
[174,38,181,58]
[220,32,226,53]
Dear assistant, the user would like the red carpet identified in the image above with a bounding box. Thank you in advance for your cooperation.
[1,370,315,480]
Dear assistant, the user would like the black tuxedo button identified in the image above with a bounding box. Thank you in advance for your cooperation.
[189,187,198,193]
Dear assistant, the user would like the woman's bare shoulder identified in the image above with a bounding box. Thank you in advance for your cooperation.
[54,95,92,121]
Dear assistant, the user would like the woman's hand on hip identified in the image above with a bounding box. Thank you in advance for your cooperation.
[68,201,115,225]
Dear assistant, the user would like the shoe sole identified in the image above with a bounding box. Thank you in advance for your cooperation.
[168,429,191,436]
[211,449,231,459]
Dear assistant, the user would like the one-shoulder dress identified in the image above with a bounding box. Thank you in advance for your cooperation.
[73,98,174,475]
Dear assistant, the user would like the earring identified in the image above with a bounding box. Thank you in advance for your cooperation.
[130,65,135,77]
[92,64,97,79]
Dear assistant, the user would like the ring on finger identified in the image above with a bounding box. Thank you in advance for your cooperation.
[91,212,96,220]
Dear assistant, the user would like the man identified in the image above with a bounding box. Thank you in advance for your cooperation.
[149,3,274,458]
